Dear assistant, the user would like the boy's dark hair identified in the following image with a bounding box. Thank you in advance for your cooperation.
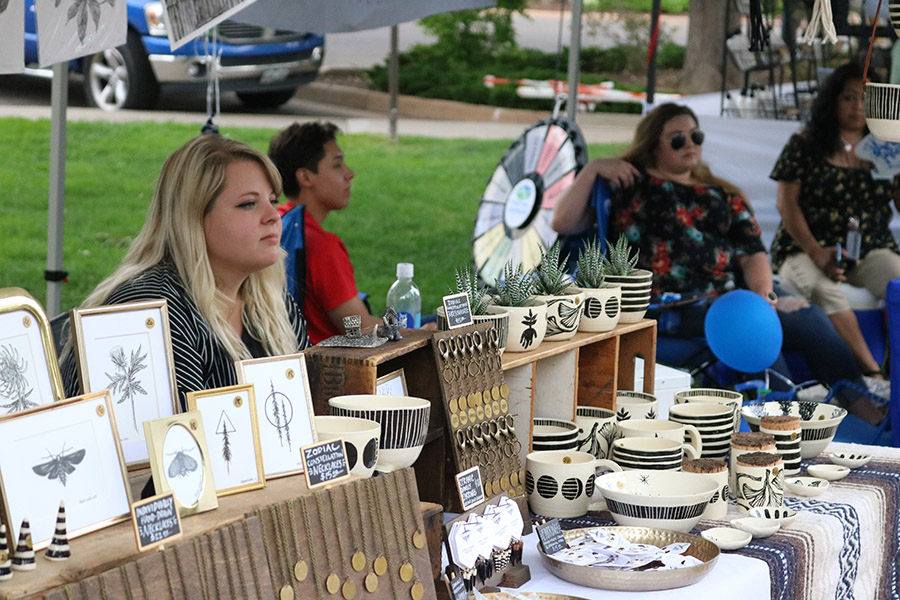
[268,121,339,198]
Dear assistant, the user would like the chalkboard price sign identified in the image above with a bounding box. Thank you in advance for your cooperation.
[535,518,567,555]
[302,438,351,489]
[442,293,474,329]
[131,492,183,551]
[455,465,485,511]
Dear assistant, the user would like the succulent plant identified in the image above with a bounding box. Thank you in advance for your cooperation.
[533,240,573,296]
[451,264,491,316]
[601,234,640,276]
[492,261,536,308]
[574,237,606,289]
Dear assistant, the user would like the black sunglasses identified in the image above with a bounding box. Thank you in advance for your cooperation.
[670,130,705,150]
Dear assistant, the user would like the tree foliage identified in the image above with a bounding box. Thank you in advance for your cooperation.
[418,0,529,64]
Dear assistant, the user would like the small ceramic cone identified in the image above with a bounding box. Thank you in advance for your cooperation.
[11,518,35,571]
[45,501,70,561]
[0,524,12,581]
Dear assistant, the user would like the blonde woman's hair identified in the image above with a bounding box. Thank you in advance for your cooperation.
[80,135,299,360]
[621,103,748,204]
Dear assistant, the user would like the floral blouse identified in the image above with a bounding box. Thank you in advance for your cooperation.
[609,171,765,298]
[769,133,899,269]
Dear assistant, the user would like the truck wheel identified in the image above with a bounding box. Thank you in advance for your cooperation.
[84,29,158,111]
[236,89,297,109]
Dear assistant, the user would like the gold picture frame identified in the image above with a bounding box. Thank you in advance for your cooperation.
[376,368,408,396]
[143,411,218,517]
[0,287,65,413]
[70,299,179,467]
[0,390,131,550]
[186,384,265,497]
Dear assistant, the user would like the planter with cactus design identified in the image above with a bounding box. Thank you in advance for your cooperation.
[604,269,652,323]
[578,283,622,332]
[497,300,548,352]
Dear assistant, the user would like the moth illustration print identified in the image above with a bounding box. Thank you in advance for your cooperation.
[32,444,86,487]
[105,344,148,432]
[167,448,199,479]
[0,344,36,414]
[265,380,294,450]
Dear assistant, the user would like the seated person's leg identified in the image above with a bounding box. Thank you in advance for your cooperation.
[847,248,900,301]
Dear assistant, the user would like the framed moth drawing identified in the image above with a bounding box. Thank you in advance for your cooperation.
[0,288,65,415]
[70,300,178,466]
[0,390,131,551]
[236,353,317,478]
[186,384,265,496]
[144,411,218,517]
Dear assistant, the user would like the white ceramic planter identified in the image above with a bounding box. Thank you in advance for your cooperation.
[865,81,900,142]
[578,283,622,332]
[603,269,652,323]
[534,286,585,341]
[497,300,548,352]
[436,304,510,355]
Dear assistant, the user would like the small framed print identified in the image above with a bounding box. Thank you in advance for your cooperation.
[376,368,408,397]
[143,411,218,517]
[70,300,178,466]
[186,384,265,496]
[0,288,64,414]
[236,353,317,478]
[0,390,131,550]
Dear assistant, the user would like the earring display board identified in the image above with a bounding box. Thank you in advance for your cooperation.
[253,468,436,600]
[431,323,525,511]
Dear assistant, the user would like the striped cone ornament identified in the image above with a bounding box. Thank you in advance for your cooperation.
[0,524,12,581]
[45,501,70,561]
[11,518,35,571]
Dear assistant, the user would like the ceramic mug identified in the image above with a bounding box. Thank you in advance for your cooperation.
[610,437,700,471]
[525,450,622,518]
[668,402,735,461]
[615,391,659,421]
[674,388,744,433]
[734,452,784,513]
[575,406,619,460]
[617,419,703,457]
[729,432,776,498]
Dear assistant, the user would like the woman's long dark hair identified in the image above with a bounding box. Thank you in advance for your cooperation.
[805,62,868,160]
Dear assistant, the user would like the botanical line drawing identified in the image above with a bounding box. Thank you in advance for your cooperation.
[54,0,117,44]
[737,468,784,508]
[265,380,293,450]
[520,309,538,349]
[0,344,36,413]
[216,410,236,474]
[105,344,148,432]
[32,444,86,487]
[167,448,199,479]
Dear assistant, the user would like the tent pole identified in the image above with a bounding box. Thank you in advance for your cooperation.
[46,63,68,317]
[566,0,582,121]
[389,25,399,142]
[645,0,661,110]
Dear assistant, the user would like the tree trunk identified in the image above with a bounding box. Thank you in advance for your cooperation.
[681,0,742,94]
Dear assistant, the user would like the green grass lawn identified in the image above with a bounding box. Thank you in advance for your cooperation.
[0,117,621,320]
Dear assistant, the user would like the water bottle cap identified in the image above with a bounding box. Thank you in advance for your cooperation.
[396,262,414,279]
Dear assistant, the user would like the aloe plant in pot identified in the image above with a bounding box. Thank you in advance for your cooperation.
[574,238,622,332]
[436,264,511,354]
[601,235,652,323]
[533,241,585,341]
[491,261,547,352]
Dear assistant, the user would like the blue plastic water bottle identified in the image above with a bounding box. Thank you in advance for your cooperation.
[386,263,421,328]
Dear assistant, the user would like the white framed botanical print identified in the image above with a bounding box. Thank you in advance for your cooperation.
[0,288,65,414]
[236,353,317,478]
[186,384,265,496]
[70,300,178,467]
[0,390,131,550]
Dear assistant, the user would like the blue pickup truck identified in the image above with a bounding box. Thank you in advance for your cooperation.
[24,0,325,110]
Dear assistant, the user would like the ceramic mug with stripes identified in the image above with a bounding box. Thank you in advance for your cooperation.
[674,388,744,433]
[668,402,735,461]
[610,437,700,471]
[525,450,621,518]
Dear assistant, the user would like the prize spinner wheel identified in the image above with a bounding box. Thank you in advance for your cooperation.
[473,115,588,287]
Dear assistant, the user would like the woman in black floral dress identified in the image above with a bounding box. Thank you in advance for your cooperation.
[770,62,900,380]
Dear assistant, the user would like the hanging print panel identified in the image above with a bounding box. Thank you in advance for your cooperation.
[161,0,259,51]
[36,0,127,67]
[0,0,24,73]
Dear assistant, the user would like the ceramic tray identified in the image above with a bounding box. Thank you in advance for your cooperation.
[483,594,590,600]
[537,526,720,591]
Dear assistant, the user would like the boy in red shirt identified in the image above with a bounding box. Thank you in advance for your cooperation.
[269,121,382,344]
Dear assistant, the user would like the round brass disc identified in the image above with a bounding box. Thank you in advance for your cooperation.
[492,401,501,415]
[450,413,460,429]
[449,397,458,413]
[519,469,526,483]
[510,472,519,487]
[500,475,511,491]
[475,406,485,420]
[352,551,366,572]
[474,393,483,407]
[412,529,426,549]
[484,404,493,420]
[373,556,388,576]
[411,581,425,600]
[484,480,493,496]
[326,574,341,595]
[279,585,295,600]
[492,479,501,494]
[491,386,500,401]
[459,411,468,426]
[467,392,479,407]
[293,560,308,581]
[500,384,509,399]
[500,399,509,413]
[399,562,415,583]
[482,390,491,404]
[342,580,357,599]
[517,484,526,496]
[459,396,468,410]
[365,572,378,593]
[467,408,477,423]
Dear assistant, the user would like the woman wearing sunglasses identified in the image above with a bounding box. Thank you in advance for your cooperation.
[552,103,886,423]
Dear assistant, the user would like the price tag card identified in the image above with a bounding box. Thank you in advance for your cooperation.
[301,438,351,489]
[455,465,485,511]
[535,518,567,555]
[131,492,183,551]
[442,293,474,329]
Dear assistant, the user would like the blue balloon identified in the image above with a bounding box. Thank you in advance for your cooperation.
[704,290,783,373]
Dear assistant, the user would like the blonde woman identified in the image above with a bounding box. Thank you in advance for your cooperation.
[62,135,309,409]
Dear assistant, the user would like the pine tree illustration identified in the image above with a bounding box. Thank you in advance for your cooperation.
[282,398,292,450]
[270,381,284,446]
[220,420,232,473]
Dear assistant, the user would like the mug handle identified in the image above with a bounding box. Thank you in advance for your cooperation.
[682,443,700,461]
[683,424,704,456]
[590,459,622,512]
